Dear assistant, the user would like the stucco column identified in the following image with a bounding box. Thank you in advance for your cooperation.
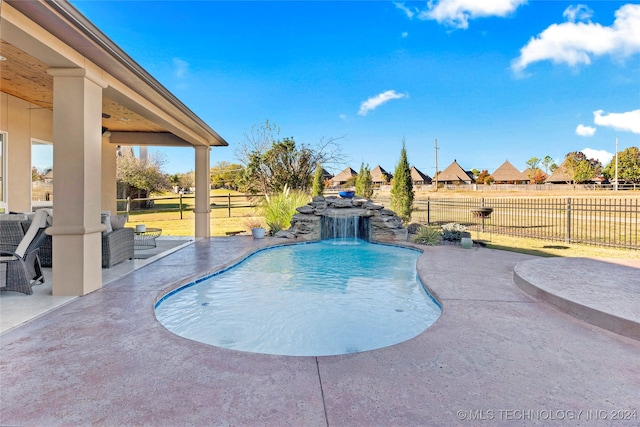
[46,68,107,296]
[101,132,117,215]
[194,145,211,238]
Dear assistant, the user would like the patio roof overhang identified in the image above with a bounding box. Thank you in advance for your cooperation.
[0,0,228,148]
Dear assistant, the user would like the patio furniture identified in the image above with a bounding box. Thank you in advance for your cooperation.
[12,213,134,269]
[134,228,162,250]
[0,209,49,295]
[102,227,135,268]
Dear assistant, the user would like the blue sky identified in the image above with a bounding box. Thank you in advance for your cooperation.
[71,0,640,176]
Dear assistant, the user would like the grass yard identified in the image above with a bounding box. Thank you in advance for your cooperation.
[123,188,639,260]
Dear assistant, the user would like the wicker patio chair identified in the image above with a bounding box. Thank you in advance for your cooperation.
[0,219,27,253]
[102,227,134,268]
[0,209,49,295]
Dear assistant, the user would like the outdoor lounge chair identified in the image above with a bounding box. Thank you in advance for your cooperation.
[0,209,49,295]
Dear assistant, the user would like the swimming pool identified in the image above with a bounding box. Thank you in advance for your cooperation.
[155,240,441,356]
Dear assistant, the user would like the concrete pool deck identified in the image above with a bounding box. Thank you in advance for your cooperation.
[1,237,639,426]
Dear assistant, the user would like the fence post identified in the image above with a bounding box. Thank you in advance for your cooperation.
[427,197,430,225]
[179,193,183,220]
[126,197,131,215]
[566,197,571,244]
[228,193,231,218]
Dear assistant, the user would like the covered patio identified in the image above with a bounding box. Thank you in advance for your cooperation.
[0,0,227,296]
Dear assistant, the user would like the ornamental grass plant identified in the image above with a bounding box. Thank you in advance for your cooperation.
[260,186,311,235]
[412,226,441,245]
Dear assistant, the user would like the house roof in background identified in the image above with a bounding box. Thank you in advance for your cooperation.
[332,167,357,182]
[371,165,392,183]
[410,166,431,183]
[491,160,528,182]
[545,160,574,183]
[436,160,474,183]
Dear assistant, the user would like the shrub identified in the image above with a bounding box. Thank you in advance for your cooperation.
[441,223,467,242]
[412,226,441,245]
[261,185,310,235]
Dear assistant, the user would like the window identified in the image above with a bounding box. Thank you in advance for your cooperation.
[32,139,53,207]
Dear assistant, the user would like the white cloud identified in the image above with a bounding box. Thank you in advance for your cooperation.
[358,90,408,116]
[401,31,409,38]
[394,2,416,19]
[414,0,527,30]
[339,114,348,121]
[563,4,593,23]
[512,4,640,74]
[593,109,640,134]
[582,148,613,165]
[173,58,189,78]
[576,124,596,137]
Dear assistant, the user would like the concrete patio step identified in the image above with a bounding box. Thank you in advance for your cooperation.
[514,257,640,341]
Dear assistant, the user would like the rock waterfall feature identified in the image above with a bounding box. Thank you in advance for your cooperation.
[275,196,407,242]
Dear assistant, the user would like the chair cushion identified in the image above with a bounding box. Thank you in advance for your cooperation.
[15,209,48,258]
[101,211,113,235]
[110,214,128,230]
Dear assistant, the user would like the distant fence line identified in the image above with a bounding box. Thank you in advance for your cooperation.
[377,183,640,192]
[410,197,638,250]
[119,193,639,250]
[118,193,261,218]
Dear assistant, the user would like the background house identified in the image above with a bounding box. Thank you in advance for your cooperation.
[410,166,431,186]
[371,165,392,186]
[331,167,357,187]
[435,160,475,185]
[546,161,574,184]
[491,160,529,184]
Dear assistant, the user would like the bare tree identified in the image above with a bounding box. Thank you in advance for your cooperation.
[235,120,344,194]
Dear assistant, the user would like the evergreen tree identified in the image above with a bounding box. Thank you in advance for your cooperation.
[311,164,325,196]
[355,162,373,199]
[390,141,414,223]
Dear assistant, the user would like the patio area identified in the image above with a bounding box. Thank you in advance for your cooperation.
[1,237,639,426]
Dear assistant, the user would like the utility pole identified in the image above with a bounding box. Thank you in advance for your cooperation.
[615,137,619,191]
[434,138,439,192]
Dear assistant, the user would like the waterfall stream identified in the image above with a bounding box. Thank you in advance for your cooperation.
[320,216,370,242]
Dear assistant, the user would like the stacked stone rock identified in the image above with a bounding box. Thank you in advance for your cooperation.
[275,196,407,242]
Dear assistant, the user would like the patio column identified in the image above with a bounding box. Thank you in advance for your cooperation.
[46,68,107,296]
[194,145,211,238]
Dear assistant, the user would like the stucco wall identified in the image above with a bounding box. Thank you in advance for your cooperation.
[0,92,53,211]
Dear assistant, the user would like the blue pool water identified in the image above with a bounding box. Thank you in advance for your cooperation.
[155,240,441,356]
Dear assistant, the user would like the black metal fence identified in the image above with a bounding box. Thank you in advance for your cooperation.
[410,197,639,250]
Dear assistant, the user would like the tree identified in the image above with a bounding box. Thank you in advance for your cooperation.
[525,157,541,181]
[563,151,601,183]
[390,141,414,224]
[541,155,555,174]
[603,146,640,183]
[355,163,373,199]
[311,164,325,197]
[471,168,480,180]
[235,120,342,194]
[116,149,168,199]
[573,160,596,183]
[532,169,546,184]
[476,169,494,185]
[210,161,242,189]
[526,157,540,171]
